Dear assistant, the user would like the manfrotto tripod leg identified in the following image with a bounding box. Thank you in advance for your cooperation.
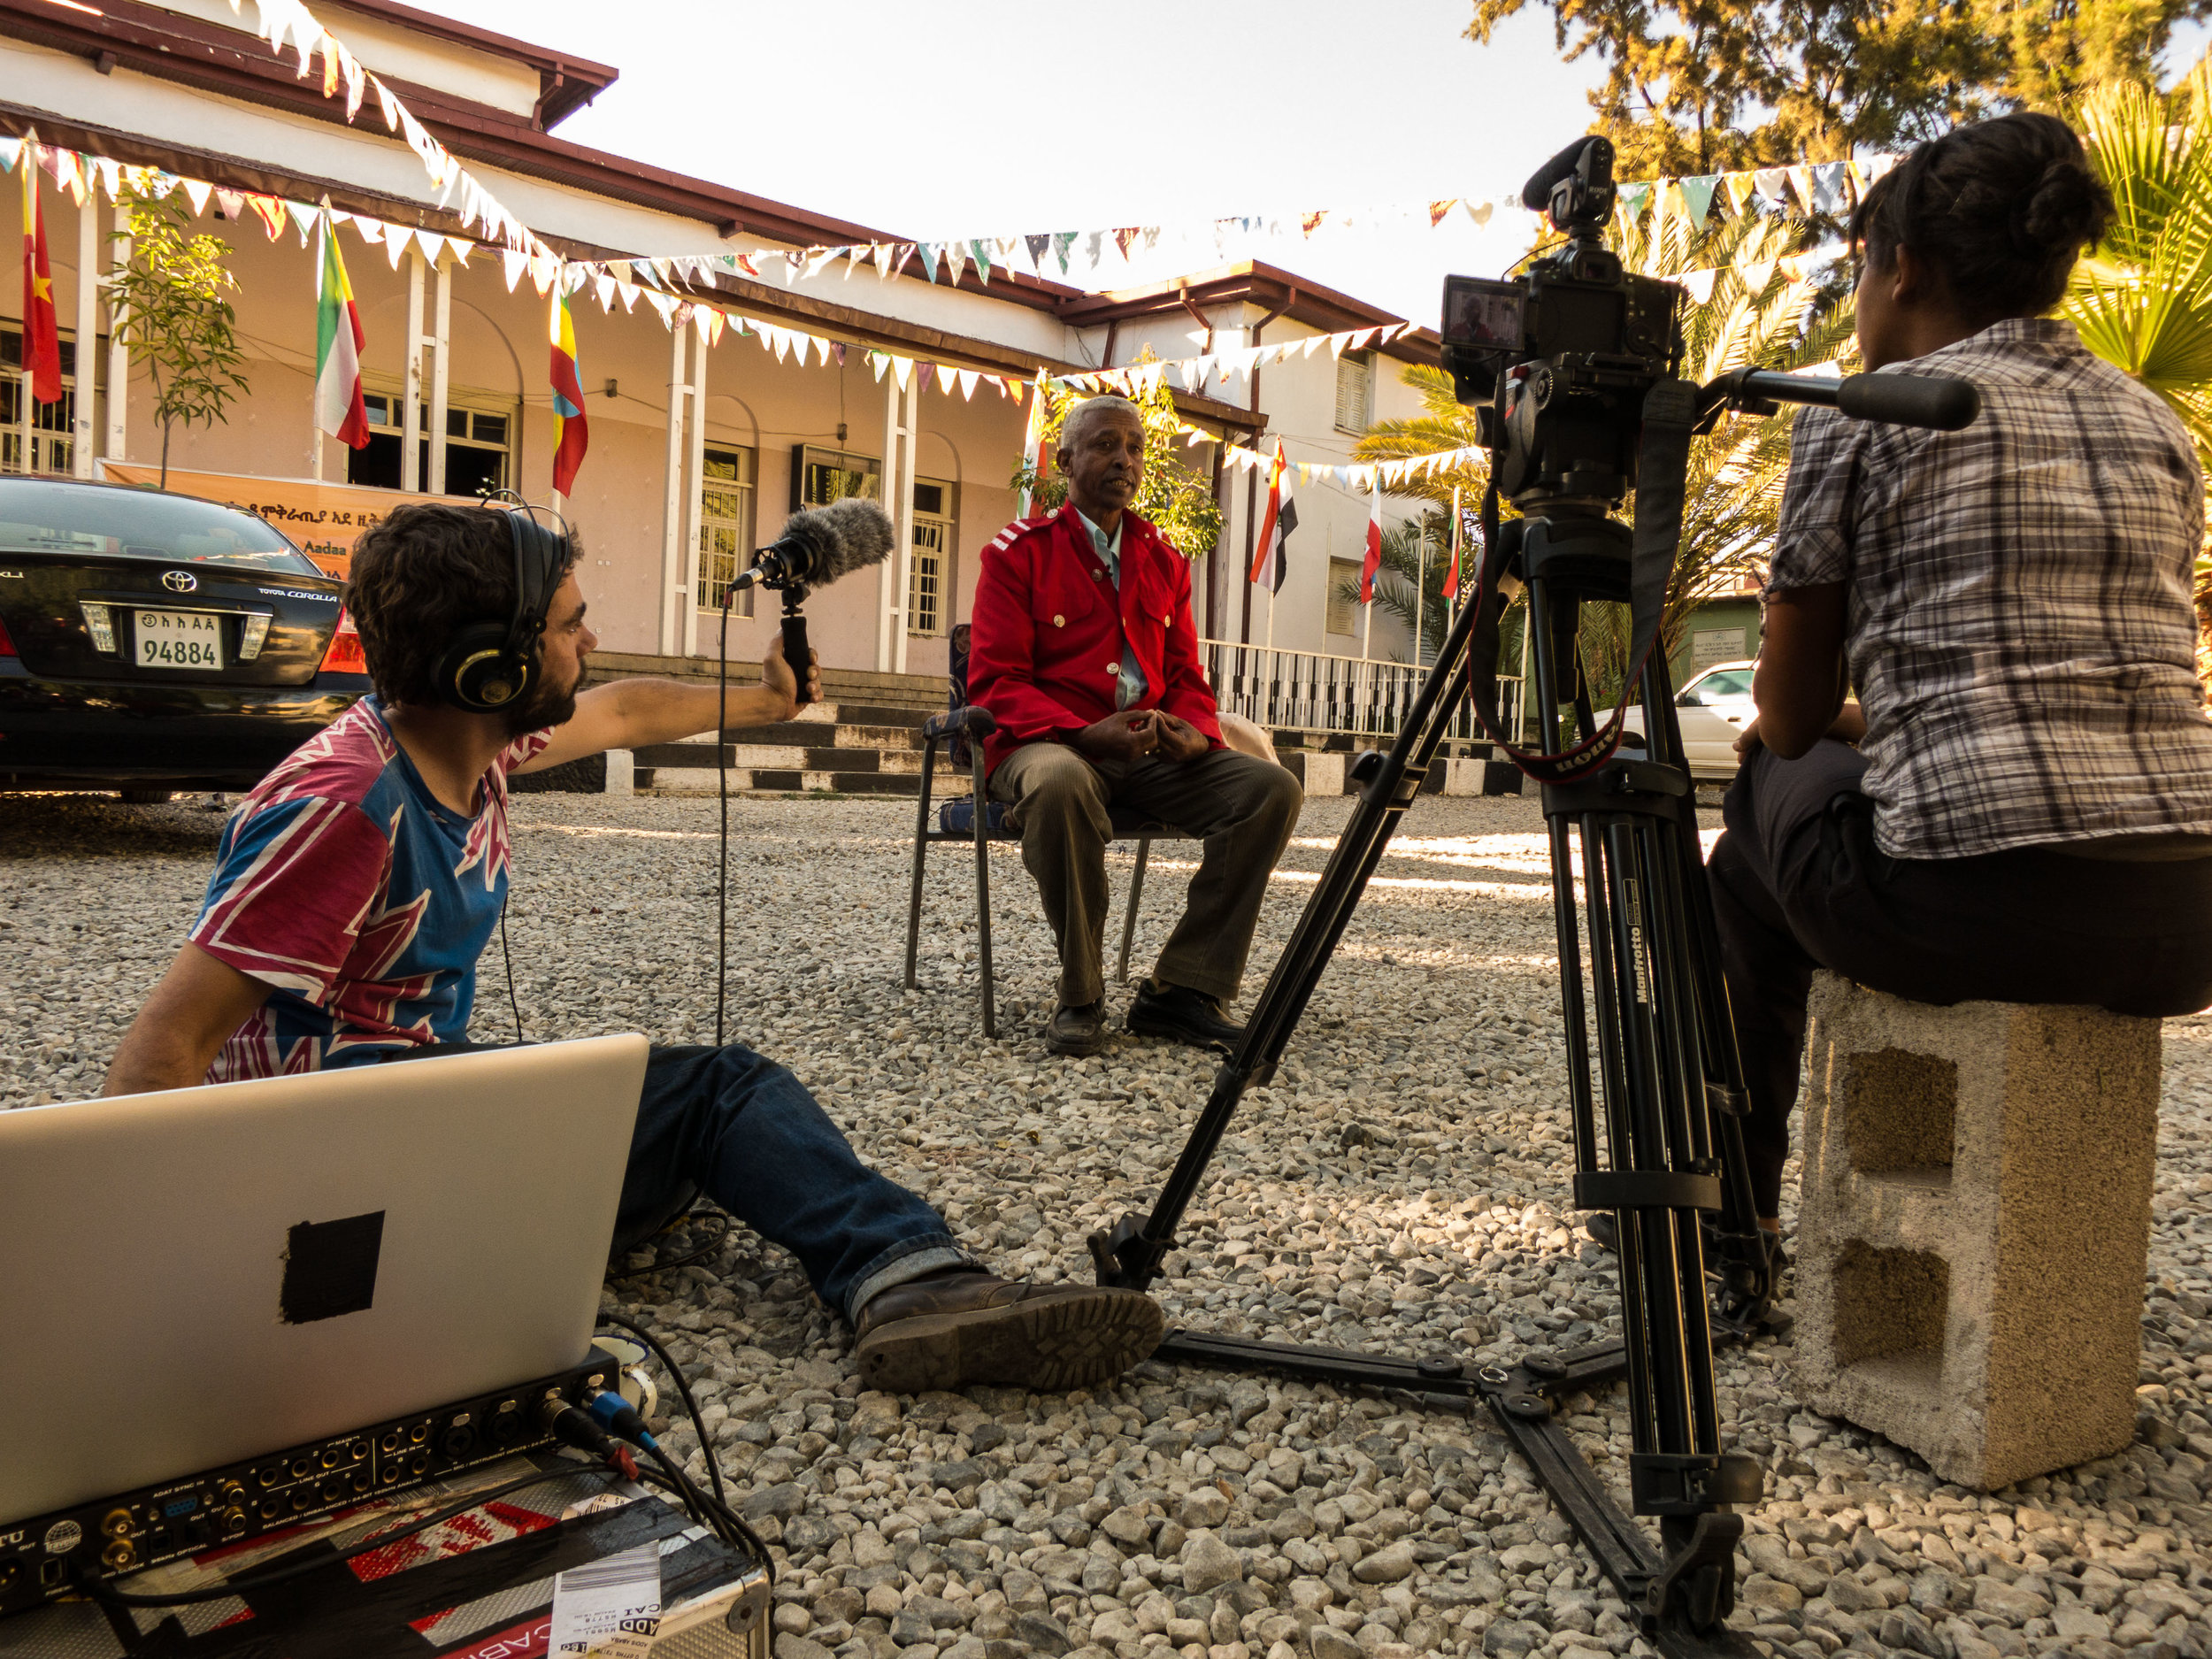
[1087,580,1488,1294]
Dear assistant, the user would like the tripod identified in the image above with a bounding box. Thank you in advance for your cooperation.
[1085,360,1976,1656]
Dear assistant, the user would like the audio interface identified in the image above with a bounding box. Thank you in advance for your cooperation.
[0,1352,616,1617]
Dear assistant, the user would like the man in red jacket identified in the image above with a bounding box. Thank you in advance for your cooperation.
[970,396,1303,1056]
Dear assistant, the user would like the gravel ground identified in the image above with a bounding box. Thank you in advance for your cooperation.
[4,786,2210,1659]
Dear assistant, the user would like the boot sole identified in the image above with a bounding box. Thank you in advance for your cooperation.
[854,1288,1166,1394]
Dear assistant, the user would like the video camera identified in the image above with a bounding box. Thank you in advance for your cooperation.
[1440,135,1681,507]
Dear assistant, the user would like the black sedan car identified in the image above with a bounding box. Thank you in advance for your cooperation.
[0,478,371,797]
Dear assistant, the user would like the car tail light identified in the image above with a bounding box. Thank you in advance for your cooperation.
[319,607,366,675]
[0,614,13,657]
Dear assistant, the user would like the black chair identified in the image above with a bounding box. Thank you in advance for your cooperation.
[903,625,1183,1038]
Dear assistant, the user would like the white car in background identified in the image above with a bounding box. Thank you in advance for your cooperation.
[1671,660,1757,777]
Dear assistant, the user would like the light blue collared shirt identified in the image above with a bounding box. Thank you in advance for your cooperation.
[1073,506,1148,711]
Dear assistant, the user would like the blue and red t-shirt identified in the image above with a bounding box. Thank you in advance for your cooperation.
[188,696,552,1081]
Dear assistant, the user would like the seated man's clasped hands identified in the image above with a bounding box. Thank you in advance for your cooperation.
[102,503,1165,1395]
[968,396,1304,1057]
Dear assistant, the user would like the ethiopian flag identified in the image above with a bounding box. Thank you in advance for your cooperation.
[549,279,588,495]
[19,145,61,406]
[313,210,370,449]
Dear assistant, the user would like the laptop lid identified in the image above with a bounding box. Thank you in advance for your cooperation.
[0,1034,649,1524]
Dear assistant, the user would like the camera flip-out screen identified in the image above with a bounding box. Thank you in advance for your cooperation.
[1441,277,1527,355]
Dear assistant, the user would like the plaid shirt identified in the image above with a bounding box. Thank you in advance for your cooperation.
[1766,317,2212,859]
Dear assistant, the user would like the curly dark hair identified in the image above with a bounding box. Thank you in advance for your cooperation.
[1850,111,2115,324]
[343,503,580,708]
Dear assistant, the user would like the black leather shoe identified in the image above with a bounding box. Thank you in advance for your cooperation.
[1046,1000,1105,1056]
[852,1271,1164,1393]
[1127,982,1242,1051]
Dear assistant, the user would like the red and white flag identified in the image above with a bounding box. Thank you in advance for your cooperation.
[1440,484,1463,603]
[1358,477,1384,603]
[1248,442,1295,593]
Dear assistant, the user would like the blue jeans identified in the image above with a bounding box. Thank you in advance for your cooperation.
[393,1041,970,1322]
[613,1043,972,1322]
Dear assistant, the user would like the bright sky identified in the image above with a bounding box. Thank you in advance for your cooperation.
[426,0,1607,326]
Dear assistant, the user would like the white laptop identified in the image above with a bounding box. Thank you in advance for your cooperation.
[0,1034,650,1525]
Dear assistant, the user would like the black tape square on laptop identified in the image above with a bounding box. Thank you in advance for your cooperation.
[280,1210,386,1324]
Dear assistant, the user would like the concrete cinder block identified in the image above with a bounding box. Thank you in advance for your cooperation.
[1793,972,2161,1490]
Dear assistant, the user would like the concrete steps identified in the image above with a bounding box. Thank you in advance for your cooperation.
[634,701,962,798]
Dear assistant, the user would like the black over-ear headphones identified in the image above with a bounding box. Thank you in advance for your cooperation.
[434,498,572,713]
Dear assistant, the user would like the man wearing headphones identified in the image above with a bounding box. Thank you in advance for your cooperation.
[102,503,1165,1395]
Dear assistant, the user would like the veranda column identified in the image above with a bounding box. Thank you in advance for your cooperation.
[401,250,425,492]
[875,371,902,672]
[679,321,708,659]
[657,325,688,657]
[427,251,452,495]
[104,204,128,464]
[890,373,919,675]
[72,196,95,477]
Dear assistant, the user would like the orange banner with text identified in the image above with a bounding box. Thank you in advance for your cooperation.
[96,464,442,578]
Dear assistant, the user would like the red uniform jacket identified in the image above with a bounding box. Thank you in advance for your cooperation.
[968,503,1223,777]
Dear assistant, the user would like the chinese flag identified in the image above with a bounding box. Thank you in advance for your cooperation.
[19,153,62,405]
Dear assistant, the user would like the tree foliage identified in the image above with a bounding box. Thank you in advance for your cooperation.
[1009,357,1225,562]
[1467,0,2207,177]
[110,188,250,488]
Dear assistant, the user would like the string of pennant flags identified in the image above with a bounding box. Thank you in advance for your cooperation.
[101,0,1893,319]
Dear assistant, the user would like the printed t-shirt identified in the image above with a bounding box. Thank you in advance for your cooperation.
[187,695,551,1080]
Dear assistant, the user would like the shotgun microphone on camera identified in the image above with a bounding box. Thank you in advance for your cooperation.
[732,498,896,592]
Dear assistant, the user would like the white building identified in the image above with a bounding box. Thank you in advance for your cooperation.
[0,0,1440,712]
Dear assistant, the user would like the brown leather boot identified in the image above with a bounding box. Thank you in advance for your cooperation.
[851,1271,1164,1394]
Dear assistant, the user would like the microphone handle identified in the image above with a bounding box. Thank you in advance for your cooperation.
[781,603,815,708]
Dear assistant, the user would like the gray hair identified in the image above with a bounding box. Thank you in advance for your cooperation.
[1059,395,1143,453]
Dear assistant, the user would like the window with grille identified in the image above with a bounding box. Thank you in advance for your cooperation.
[1333,349,1373,434]
[2,326,92,476]
[697,445,757,617]
[1326,557,1361,634]
[907,478,956,637]
[347,387,517,497]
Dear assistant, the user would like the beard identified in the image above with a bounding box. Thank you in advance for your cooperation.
[503,653,586,737]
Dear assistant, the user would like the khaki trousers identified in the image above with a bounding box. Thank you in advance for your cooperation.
[988,741,1303,1008]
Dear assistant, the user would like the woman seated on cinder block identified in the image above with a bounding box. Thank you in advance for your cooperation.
[1715,111,2212,1246]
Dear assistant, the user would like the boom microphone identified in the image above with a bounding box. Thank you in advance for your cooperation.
[733,498,896,592]
[725,497,897,709]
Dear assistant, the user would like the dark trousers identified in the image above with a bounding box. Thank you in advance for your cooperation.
[988,743,1303,1007]
[1708,740,2212,1218]
[392,1041,968,1322]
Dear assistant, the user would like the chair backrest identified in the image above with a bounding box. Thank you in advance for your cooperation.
[945,622,977,767]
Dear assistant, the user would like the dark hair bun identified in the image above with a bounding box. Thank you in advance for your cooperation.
[1848,111,2116,320]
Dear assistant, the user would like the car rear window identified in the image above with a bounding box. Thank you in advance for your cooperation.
[0,481,325,577]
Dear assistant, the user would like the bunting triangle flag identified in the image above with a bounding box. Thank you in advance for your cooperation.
[214,188,246,221]
[1051,231,1075,273]
[1679,175,1719,229]
[944,242,970,286]
[1428,200,1457,227]
[1618,182,1653,223]
[1724,173,1756,216]
[1464,200,1494,227]
[501,248,529,292]
[1025,232,1050,272]
[915,242,941,282]
[248,196,288,240]
[181,177,213,216]
[1301,211,1325,238]
[970,239,992,284]
[383,224,413,271]
[956,367,979,400]
[1787,166,1816,211]
[873,242,896,279]
[1112,227,1139,260]
[1755,167,1790,204]
[1813,161,1847,212]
